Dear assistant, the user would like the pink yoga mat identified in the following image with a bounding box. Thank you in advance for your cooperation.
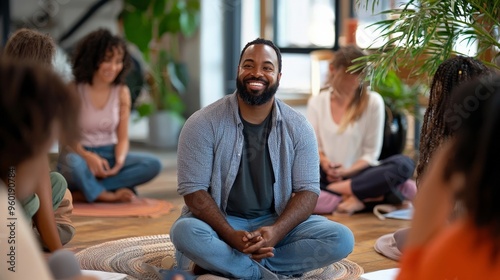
[72,197,174,218]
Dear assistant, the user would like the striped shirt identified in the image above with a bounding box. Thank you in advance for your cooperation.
[177,92,320,217]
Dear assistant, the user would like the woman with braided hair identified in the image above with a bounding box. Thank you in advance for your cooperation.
[416,56,491,184]
[397,74,500,280]
[374,56,492,261]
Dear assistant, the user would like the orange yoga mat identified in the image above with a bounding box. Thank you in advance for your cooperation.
[72,197,174,218]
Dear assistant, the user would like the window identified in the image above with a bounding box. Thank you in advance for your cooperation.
[275,0,336,49]
[355,0,391,49]
[237,0,337,97]
[241,0,260,48]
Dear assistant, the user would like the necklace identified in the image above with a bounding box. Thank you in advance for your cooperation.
[329,86,345,102]
[329,86,339,99]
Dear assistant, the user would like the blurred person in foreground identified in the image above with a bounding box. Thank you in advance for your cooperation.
[3,28,76,251]
[374,56,492,261]
[0,58,94,279]
[398,74,500,279]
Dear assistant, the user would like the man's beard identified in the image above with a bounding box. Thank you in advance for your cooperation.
[236,77,279,106]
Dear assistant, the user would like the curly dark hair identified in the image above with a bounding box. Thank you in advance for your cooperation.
[443,75,500,256]
[3,28,55,66]
[239,38,282,73]
[416,56,491,185]
[0,58,80,175]
[72,29,131,85]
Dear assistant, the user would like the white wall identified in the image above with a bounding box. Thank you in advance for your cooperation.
[9,0,122,49]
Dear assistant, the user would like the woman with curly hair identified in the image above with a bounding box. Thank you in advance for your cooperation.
[416,56,490,184]
[58,29,162,203]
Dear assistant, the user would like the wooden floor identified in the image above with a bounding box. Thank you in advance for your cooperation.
[65,147,410,275]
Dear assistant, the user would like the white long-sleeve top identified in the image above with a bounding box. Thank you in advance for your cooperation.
[306,89,385,168]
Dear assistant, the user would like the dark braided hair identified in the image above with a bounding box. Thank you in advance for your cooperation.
[416,56,491,185]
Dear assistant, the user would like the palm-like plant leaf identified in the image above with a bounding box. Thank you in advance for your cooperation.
[354,0,500,85]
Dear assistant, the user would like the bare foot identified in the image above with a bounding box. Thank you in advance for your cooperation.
[171,275,186,280]
[95,189,136,203]
[115,188,136,202]
[335,195,365,215]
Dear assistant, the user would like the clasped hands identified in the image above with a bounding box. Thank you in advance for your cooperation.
[322,161,346,182]
[229,226,278,262]
[84,152,124,178]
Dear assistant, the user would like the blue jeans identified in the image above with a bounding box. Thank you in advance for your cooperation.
[57,145,162,202]
[170,214,354,279]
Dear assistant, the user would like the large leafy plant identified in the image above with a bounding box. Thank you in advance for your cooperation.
[371,70,427,117]
[121,0,200,117]
[353,0,500,85]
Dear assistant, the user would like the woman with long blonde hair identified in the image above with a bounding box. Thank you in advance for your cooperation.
[307,45,415,214]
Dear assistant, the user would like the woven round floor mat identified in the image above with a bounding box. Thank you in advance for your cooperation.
[75,234,364,280]
[76,234,174,280]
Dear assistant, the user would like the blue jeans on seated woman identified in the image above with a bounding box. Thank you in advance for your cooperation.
[57,144,162,202]
[170,213,354,280]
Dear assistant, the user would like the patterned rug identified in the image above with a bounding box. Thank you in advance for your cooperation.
[72,198,174,218]
[75,234,364,280]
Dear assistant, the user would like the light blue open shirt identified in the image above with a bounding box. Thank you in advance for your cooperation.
[177,92,320,217]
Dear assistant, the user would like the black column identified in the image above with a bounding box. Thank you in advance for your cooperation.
[333,0,340,51]
[0,0,10,46]
[223,0,241,95]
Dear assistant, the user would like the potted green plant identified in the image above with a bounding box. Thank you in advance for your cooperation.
[121,0,200,148]
[371,70,426,159]
[372,70,426,117]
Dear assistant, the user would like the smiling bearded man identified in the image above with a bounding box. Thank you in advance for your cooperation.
[236,76,280,106]
[169,38,354,280]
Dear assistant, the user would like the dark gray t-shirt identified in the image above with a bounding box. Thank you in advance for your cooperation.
[226,112,275,218]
